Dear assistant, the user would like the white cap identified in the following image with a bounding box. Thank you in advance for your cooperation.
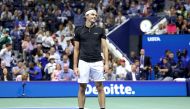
[49,55,55,60]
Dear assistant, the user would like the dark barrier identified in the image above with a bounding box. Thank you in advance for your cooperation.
[0,81,187,97]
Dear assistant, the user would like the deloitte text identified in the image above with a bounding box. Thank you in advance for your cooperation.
[85,84,135,95]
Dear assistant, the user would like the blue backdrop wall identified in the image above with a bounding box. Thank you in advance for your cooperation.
[142,35,190,65]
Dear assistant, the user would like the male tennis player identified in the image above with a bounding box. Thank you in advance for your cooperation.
[74,8,109,109]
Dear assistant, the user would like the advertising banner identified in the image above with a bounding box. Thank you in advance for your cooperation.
[0,81,187,97]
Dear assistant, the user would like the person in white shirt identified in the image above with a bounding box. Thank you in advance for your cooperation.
[115,11,126,26]
[56,24,66,43]
[44,55,56,80]
[0,43,12,67]
[1,7,12,21]
[49,46,61,63]
[0,43,13,78]
[42,31,54,52]
[116,59,128,80]
[155,23,167,35]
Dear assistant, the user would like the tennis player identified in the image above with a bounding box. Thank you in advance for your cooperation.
[74,8,109,109]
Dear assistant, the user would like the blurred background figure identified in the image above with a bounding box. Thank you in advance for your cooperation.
[51,63,62,81]
[126,64,140,81]
[60,64,75,81]
[116,59,128,80]
[139,49,152,80]
[104,67,116,81]
[28,61,42,81]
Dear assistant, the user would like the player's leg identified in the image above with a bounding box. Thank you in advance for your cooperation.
[95,82,105,109]
[78,60,90,108]
[78,83,87,108]
[90,61,105,108]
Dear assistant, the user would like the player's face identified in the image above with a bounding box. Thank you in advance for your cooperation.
[86,12,97,23]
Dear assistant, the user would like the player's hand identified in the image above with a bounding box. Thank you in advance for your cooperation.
[104,64,109,73]
[74,67,80,76]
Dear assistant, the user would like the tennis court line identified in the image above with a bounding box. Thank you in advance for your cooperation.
[3,108,88,109]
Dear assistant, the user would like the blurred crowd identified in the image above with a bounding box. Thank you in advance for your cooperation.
[0,0,189,82]
[154,0,190,35]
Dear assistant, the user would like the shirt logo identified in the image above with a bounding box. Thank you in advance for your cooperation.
[93,33,99,35]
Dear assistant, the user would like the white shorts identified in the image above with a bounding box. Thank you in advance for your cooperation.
[78,60,105,83]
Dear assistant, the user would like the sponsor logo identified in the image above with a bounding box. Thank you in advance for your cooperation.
[85,84,135,95]
[147,37,161,42]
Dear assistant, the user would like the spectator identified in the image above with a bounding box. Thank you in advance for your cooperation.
[65,20,75,37]
[155,23,167,35]
[115,11,126,26]
[116,59,128,80]
[0,43,13,77]
[139,49,152,80]
[180,49,190,77]
[126,64,140,81]
[51,63,62,81]
[0,29,12,50]
[127,1,139,17]
[28,61,42,81]
[156,58,173,81]
[168,52,177,67]
[10,25,22,58]
[54,38,64,54]
[36,17,46,29]
[12,61,26,81]
[21,34,33,63]
[0,61,12,81]
[62,39,74,52]
[134,59,140,73]
[35,29,45,44]
[1,6,12,21]
[104,67,116,81]
[61,54,70,68]
[60,64,75,81]
[16,73,29,81]
[176,15,184,34]
[166,20,177,34]
[63,47,73,68]
[181,19,190,34]
[184,1,190,12]
[49,46,61,63]
[56,23,65,43]
[42,31,54,52]
[61,6,71,22]
[72,8,84,27]
[44,55,56,80]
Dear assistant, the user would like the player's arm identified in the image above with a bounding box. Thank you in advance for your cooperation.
[73,41,80,75]
[101,38,109,73]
